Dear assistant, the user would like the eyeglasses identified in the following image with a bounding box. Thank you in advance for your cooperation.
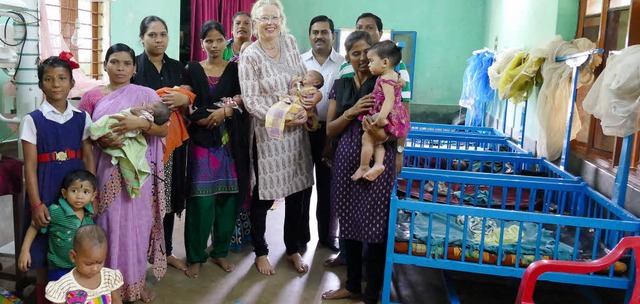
[258,15,281,23]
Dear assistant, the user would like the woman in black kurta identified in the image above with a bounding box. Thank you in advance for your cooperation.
[182,20,251,277]
[132,15,190,271]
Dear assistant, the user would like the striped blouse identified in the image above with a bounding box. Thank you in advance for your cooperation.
[45,267,123,304]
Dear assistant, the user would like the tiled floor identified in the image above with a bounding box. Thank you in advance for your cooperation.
[1,193,356,304]
[147,202,351,304]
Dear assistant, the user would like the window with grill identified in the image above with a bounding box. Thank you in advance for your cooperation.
[44,0,107,79]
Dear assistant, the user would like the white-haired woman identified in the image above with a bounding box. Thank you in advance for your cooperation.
[238,0,313,276]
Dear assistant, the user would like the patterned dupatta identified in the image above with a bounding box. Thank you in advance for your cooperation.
[92,84,167,280]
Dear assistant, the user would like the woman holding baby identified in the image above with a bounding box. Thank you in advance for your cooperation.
[78,43,167,303]
[181,20,251,278]
[238,0,314,276]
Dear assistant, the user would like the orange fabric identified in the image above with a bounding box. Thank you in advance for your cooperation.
[156,87,196,163]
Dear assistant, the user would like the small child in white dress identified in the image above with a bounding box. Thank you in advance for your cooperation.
[45,225,123,304]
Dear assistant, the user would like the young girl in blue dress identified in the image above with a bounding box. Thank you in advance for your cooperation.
[19,52,95,304]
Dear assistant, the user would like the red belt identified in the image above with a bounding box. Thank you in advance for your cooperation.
[37,149,82,163]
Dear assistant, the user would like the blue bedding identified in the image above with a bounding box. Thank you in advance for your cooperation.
[396,211,575,260]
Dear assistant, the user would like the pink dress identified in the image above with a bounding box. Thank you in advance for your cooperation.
[364,76,410,137]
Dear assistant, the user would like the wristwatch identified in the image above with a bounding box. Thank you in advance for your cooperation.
[396,145,404,154]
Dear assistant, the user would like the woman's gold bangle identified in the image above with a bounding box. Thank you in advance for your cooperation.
[343,111,354,121]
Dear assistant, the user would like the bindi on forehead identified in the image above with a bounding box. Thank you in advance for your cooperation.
[73,181,94,190]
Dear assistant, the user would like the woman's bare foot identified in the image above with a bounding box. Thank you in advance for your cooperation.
[167,255,187,271]
[287,253,309,273]
[255,255,275,275]
[323,256,345,267]
[363,164,385,181]
[213,257,235,272]
[184,263,201,278]
[140,287,155,303]
[351,166,369,181]
[321,288,359,300]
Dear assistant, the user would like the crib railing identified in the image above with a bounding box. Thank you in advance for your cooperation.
[410,122,507,136]
[406,132,527,153]
[402,147,578,180]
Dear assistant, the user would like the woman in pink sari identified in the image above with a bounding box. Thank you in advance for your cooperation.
[79,43,168,303]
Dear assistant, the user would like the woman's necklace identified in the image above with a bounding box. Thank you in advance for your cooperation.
[104,84,116,94]
[259,40,280,59]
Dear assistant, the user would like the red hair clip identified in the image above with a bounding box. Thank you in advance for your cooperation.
[58,51,80,70]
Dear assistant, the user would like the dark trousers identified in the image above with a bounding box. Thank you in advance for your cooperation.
[250,140,306,256]
[344,239,387,304]
[300,123,337,245]
[163,211,176,256]
[163,143,188,256]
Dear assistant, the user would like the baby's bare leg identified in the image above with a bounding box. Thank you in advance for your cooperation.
[363,143,386,181]
[370,113,389,127]
[352,132,374,181]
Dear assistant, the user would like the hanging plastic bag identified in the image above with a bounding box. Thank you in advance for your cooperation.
[459,50,496,126]
[530,36,601,160]
[583,45,640,137]
[498,51,544,104]
[488,47,523,90]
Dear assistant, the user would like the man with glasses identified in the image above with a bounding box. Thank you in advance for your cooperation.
[299,15,344,252]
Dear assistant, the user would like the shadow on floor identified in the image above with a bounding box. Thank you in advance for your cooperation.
[389,264,627,304]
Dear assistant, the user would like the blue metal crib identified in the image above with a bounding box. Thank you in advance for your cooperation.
[382,168,640,303]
